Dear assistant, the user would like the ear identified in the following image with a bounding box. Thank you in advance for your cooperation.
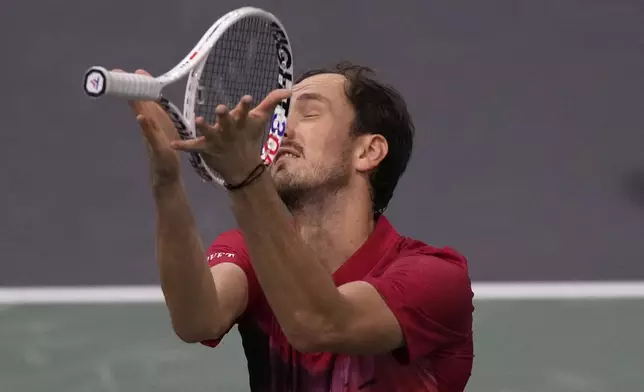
[354,134,388,173]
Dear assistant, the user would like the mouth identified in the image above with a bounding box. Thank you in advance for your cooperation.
[275,147,301,162]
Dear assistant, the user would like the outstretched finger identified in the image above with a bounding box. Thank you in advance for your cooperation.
[253,89,292,116]
[195,117,218,138]
[170,137,208,153]
[215,104,234,131]
[231,95,253,126]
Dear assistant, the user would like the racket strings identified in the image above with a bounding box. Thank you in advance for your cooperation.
[197,16,277,126]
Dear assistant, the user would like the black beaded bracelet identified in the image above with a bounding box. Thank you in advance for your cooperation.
[224,163,267,190]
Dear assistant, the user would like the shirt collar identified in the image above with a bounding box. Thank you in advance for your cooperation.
[332,216,400,285]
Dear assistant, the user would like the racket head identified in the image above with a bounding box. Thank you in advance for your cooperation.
[182,7,294,186]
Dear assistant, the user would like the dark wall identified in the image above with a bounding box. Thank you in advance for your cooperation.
[1,0,643,285]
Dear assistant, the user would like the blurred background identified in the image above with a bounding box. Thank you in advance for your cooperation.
[1,0,643,391]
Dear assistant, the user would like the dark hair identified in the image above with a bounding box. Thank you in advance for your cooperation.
[295,62,415,219]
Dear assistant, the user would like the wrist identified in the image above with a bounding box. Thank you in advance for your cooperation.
[224,162,267,191]
[152,177,185,199]
[229,171,280,222]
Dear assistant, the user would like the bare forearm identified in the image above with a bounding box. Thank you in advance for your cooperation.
[153,181,221,340]
[230,174,348,343]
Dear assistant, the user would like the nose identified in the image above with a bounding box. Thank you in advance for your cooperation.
[282,117,296,140]
[284,116,295,139]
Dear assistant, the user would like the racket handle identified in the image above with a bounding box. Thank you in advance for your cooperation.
[83,66,163,100]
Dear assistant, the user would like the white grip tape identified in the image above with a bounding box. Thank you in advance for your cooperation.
[83,67,163,100]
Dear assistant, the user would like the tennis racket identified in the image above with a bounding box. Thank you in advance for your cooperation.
[82,6,294,187]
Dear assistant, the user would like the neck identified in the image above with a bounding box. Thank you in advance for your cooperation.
[289,186,375,274]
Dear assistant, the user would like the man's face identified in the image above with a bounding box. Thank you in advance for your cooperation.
[270,73,356,206]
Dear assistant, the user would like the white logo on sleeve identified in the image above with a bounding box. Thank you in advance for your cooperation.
[207,252,236,261]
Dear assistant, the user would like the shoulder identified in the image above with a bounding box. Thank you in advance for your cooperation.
[385,236,470,281]
[206,229,267,317]
[363,235,473,356]
[206,229,249,264]
[371,236,473,319]
[208,228,246,251]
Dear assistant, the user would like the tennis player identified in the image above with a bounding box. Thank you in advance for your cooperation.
[128,63,473,391]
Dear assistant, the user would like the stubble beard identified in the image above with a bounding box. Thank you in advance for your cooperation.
[273,155,352,214]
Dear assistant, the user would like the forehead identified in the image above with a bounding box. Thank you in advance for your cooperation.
[292,73,347,101]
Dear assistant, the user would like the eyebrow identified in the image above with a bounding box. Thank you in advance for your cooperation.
[294,92,331,106]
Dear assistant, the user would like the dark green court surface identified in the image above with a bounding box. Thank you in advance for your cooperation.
[1,300,642,392]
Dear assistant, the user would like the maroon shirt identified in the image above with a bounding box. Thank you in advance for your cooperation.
[202,216,474,391]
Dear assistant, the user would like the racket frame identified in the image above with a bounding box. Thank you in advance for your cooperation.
[83,6,294,187]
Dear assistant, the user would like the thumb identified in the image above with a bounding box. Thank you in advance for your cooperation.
[137,114,167,152]
[169,137,207,153]
[253,89,292,117]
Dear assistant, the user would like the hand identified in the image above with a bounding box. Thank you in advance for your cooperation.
[170,89,292,186]
[118,69,182,188]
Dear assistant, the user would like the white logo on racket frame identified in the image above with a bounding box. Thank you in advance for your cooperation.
[262,22,294,165]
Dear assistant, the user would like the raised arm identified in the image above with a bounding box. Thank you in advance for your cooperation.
[125,70,249,343]
[153,181,248,343]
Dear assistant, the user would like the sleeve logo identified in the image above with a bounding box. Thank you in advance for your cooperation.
[207,252,237,261]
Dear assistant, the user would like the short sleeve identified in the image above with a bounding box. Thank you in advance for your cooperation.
[201,229,260,348]
[363,249,474,363]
